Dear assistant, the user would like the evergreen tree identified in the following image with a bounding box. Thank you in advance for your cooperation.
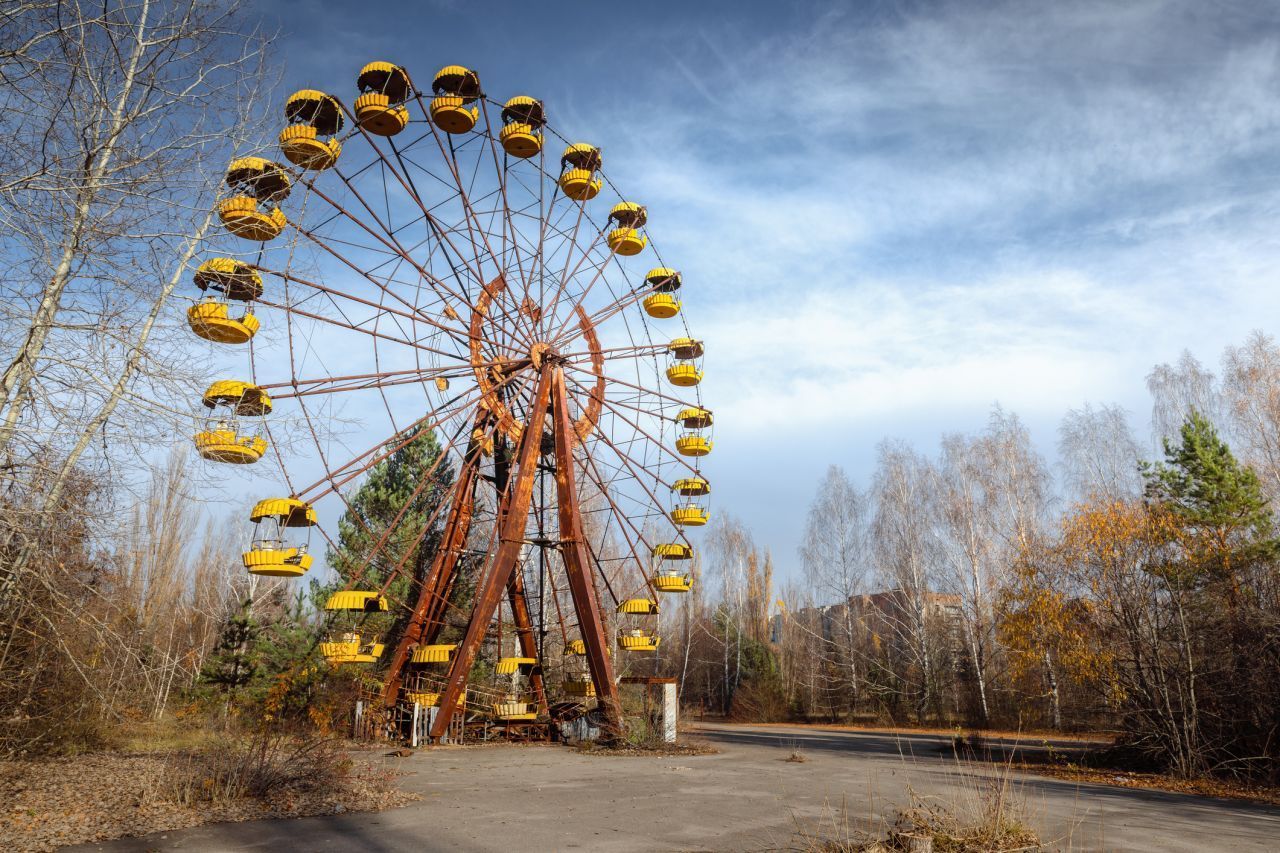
[198,598,260,701]
[1142,411,1280,590]
[318,427,456,650]
[324,427,454,599]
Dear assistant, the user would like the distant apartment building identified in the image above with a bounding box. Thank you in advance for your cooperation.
[770,588,962,648]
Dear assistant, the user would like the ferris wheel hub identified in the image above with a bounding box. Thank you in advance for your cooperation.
[529,341,555,369]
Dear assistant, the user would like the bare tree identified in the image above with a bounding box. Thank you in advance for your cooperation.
[0,0,272,606]
[870,440,942,722]
[1222,331,1280,500]
[799,465,871,716]
[1147,351,1220,448]
[1058,403,1143,502]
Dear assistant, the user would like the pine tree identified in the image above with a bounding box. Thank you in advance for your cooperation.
[1142,411,1280,590]
[324,427,454,600]
[199,598,260,698]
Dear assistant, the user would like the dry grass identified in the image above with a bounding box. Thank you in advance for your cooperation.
[0,733,416,852]
[790,758,1043,852]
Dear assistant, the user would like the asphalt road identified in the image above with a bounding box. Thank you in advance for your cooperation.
[67,722,1280,852]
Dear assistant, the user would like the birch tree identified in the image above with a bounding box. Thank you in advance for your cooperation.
[1058,403,1143,502]
[0,0,272,606]
[799,465,871,716]
[870,440,942,722]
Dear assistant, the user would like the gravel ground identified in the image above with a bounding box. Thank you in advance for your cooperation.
[1,751,416,852]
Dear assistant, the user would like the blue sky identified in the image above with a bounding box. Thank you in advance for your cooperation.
[244,0,1280,581]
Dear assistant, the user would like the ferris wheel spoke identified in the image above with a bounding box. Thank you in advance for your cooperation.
[552,275,657,351]
[562,374,701,479]
[256,265,473,352]
[561,361,702,411]
[560,343,666,363]
[288,219,479,336]
[255,363,501,399]
[581,430,695,564]
[339,113,493,293]
[418,107,545,350]
[295,367,528,500]
[255,296,471,361]
[574,450,659,602]
[333,408,479,592]
[296,173,486,320]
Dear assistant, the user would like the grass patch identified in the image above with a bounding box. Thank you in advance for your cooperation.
[793,759,1042,852]
[1,731,415,852]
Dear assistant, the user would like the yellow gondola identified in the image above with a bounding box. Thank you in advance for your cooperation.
[324,590,388,611]
[430,65,481,134]
[643,292,681,319]
[495,656,538,675]
[675,406,713,458]
[559,143,602,200]
[642,268,682,318]
[671,505,709,526]
[652,542,694,592]
[188,258,263,344]
[562,678,595,697]
[355,61,412,136]
[500,96,544,158]
[666,337,704,387]
[606,202,648,255]
[670,475,710,526]
[218,157,290,242]
[406,690,465,708]
[618,629,660,651]
[193,380,271,463]
[411,644,458,664]
[617,598,659,615]
[279,89,344,170]
[565,639,586,656]
[242,497,315,577]
[321,632,385,664]
[492,697,538,721]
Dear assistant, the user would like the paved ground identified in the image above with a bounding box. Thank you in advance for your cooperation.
[68,723,1280,852]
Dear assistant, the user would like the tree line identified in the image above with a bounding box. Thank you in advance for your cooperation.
[661,333,1280,782]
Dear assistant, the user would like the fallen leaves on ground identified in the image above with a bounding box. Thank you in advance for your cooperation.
[1014,761,1280,807]
[0,751,418,853]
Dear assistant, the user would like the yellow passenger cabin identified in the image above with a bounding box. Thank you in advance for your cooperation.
[618,629,660,651]
[558,143,602,200]
[218,157,291,242]
[355,61,412,136]
[188,258,263,344]
[652,542,694,592]
[675,406,713,458]
[666,337,704,387]
[193,380,271,464]
[642,268,682,318]
[670,475,710,526]
[411,644,458,664]
[321,632,385,664]
[429,65,481,134]
[324,590,388,611]
[500,96,545,158]
[279,89,344,170]
[606,202,648,256]
[242,497,315,577]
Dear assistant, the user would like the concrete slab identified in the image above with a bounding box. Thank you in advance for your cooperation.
[66,723,1280,852]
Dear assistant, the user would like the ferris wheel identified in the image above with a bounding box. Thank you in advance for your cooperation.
[185,61,713,739]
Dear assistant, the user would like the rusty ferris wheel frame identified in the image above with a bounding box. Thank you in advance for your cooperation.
[218,66,709,741]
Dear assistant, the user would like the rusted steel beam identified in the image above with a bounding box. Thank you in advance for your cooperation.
[481,429,547,714]
[379,413,487,707]
[507,567,548,713]
[428,367,553,740]
[551,367,623,735]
